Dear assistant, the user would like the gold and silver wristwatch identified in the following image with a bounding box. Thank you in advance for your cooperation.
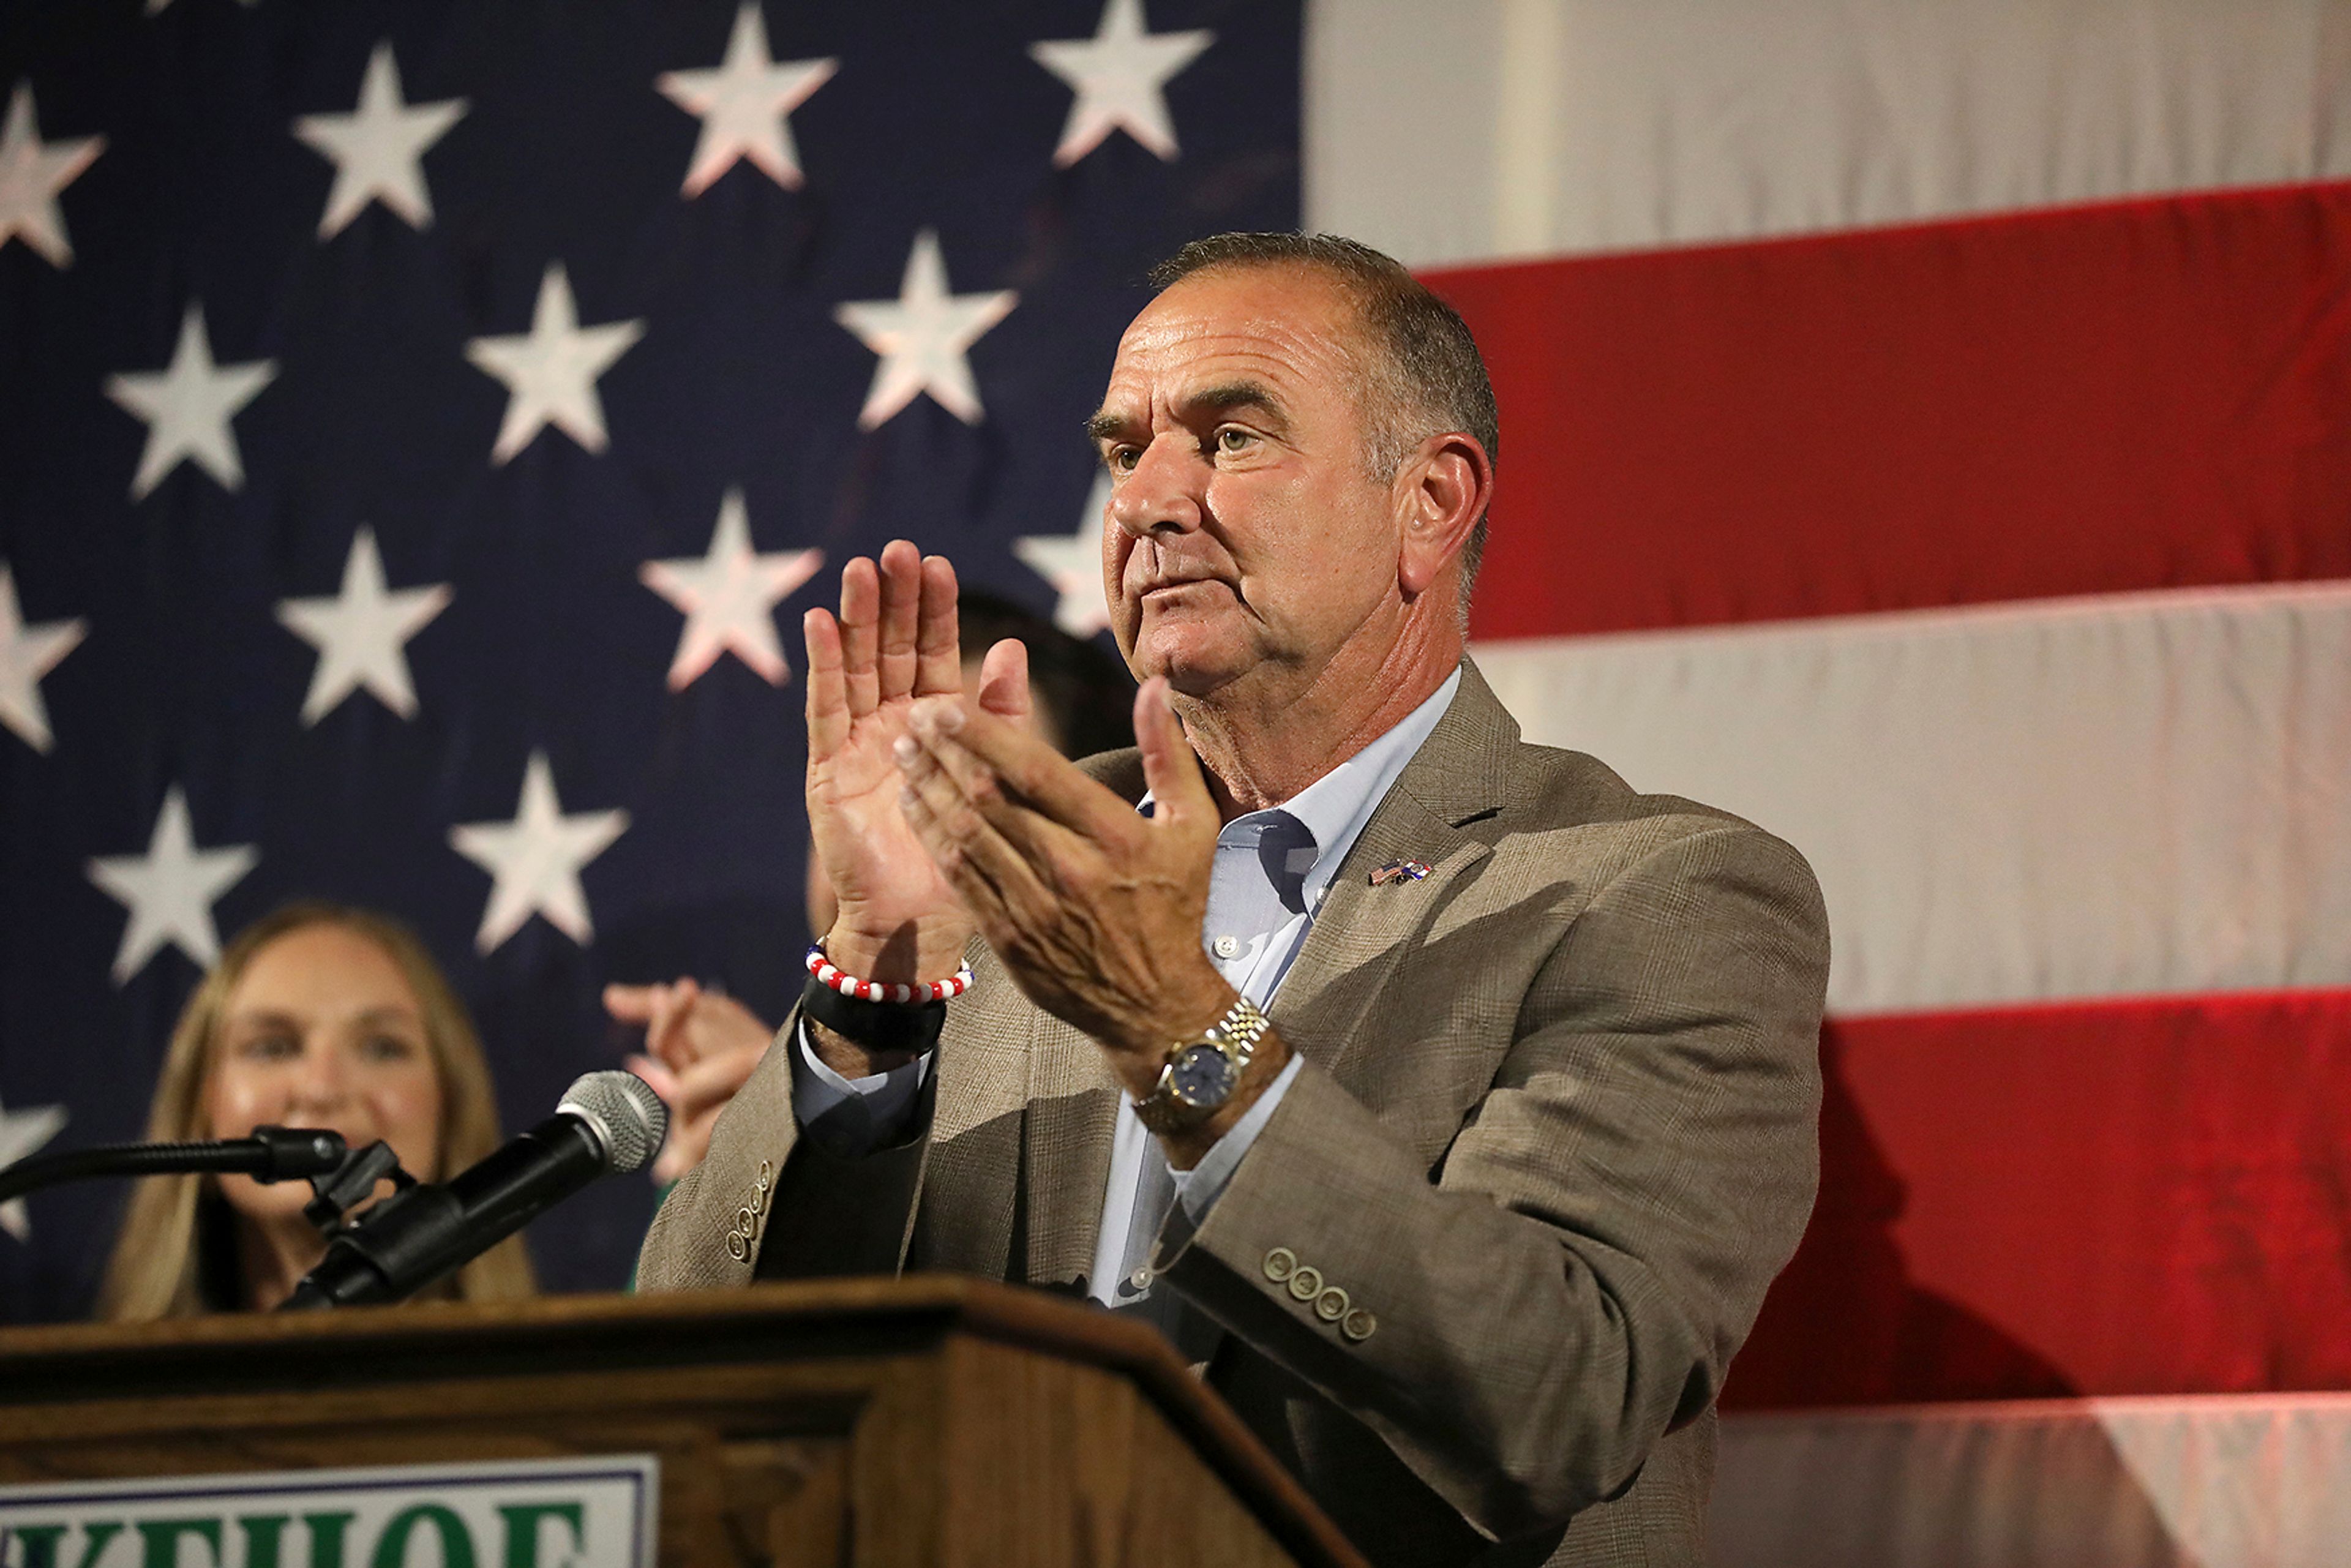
[1134,996,1271,1133]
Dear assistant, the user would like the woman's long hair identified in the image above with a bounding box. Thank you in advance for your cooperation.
[97,902,538,1319]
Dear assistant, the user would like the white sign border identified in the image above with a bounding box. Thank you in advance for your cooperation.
[0,1453,660,1568]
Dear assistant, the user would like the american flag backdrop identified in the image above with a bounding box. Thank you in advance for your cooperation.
[0,0,1294,1319]
[7,0,2351,1559]
[1304,2,2351,1560]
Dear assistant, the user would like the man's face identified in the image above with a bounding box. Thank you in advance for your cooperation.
[1089,266,1403,698]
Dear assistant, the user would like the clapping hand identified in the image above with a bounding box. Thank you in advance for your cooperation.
[801,541,1032,1074]
[892,676,1272,1166]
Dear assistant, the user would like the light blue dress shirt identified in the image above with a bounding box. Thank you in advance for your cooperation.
[791,669,1461,1315]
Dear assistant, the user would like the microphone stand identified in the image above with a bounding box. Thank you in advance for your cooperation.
[0,1127,353,1206]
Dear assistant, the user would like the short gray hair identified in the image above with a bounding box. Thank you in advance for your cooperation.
[1149,232,1499,593]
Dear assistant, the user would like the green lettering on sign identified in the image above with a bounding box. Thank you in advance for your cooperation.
[236,1517,290,1568]
[494,1504,583,1568]
[366,1507,474,1568]
[10,1521,124,1568]
[301,1513,355,1568]
[136,1518,222,1568]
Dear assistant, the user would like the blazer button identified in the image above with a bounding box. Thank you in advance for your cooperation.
[1287,1265,1323,1302]
[1341,1308,1377,1342]
[1314,1286,1350,1323]
[1262,1247,1298,1283]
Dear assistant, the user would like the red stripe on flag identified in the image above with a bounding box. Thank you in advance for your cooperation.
[1725,988,2351,1409]
[1431,181,2351,639]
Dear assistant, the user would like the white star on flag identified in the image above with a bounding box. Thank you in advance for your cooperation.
[0,561,86,754]
[833,229,1017,429]
[276,527,452,724]
[1014,471,1114,636]
[104,305,277,500]
[1029,0,1214,166]
[292,40,468,239]
[657,4,837,197]
[640,489,823,689]
[87,787,260,985]
[465,264,645,464]
[449,752,629,955]
[0,1094,69,1243]
[0,83,104,269]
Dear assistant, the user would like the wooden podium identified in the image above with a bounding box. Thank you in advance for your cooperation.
[0,1276,1368,1568]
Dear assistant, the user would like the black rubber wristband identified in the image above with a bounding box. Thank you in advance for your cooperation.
[800,975,947,1055]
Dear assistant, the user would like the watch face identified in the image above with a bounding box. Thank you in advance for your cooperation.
[1169,1042,1237,1106]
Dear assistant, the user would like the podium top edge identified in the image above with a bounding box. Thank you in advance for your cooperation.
[1,1274,1062,1358]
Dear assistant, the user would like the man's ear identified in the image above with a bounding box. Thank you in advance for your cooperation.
[1397,431,1494,598]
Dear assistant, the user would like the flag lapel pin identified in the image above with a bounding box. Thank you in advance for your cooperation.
[1369,859,1432,887]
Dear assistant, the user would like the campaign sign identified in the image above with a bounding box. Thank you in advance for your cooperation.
[0,1455,658,1568]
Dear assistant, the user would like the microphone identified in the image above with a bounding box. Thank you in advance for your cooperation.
[280,1071,666,1311]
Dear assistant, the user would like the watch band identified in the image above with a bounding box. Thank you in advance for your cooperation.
[1134,995,1271,1134]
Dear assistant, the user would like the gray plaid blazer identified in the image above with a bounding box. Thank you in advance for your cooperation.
[636,659,1829,1566]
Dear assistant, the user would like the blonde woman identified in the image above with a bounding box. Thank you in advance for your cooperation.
[99,902,536,1318]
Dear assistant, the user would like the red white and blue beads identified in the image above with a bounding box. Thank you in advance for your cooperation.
[805,943,974,1004]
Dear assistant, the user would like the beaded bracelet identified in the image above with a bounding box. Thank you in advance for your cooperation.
[804,943,975,1005]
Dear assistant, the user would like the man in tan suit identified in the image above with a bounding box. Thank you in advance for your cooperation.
[636,233,1829,1565]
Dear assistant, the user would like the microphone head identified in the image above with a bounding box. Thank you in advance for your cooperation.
[556,1071,669,1175]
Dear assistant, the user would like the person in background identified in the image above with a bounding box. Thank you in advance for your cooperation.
[606,591,1131,1185]
[99,902,536,1318]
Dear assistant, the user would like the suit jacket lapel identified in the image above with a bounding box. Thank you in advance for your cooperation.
[1016,748,1146,1290]
[1271,793,1488,1095]
[1270,661,1519,1097]
[1018,1013,1121,1289]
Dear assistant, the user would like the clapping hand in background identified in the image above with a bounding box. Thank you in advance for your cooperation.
[603,979,774,1185]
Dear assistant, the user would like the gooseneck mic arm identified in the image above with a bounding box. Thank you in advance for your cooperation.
[0,1127,348,1206]
[280,1071,667,1311]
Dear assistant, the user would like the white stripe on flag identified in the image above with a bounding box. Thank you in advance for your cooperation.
[1473,580,2351,1015]
[1308,0,2351,267]
[1714,1393,2351,1568]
